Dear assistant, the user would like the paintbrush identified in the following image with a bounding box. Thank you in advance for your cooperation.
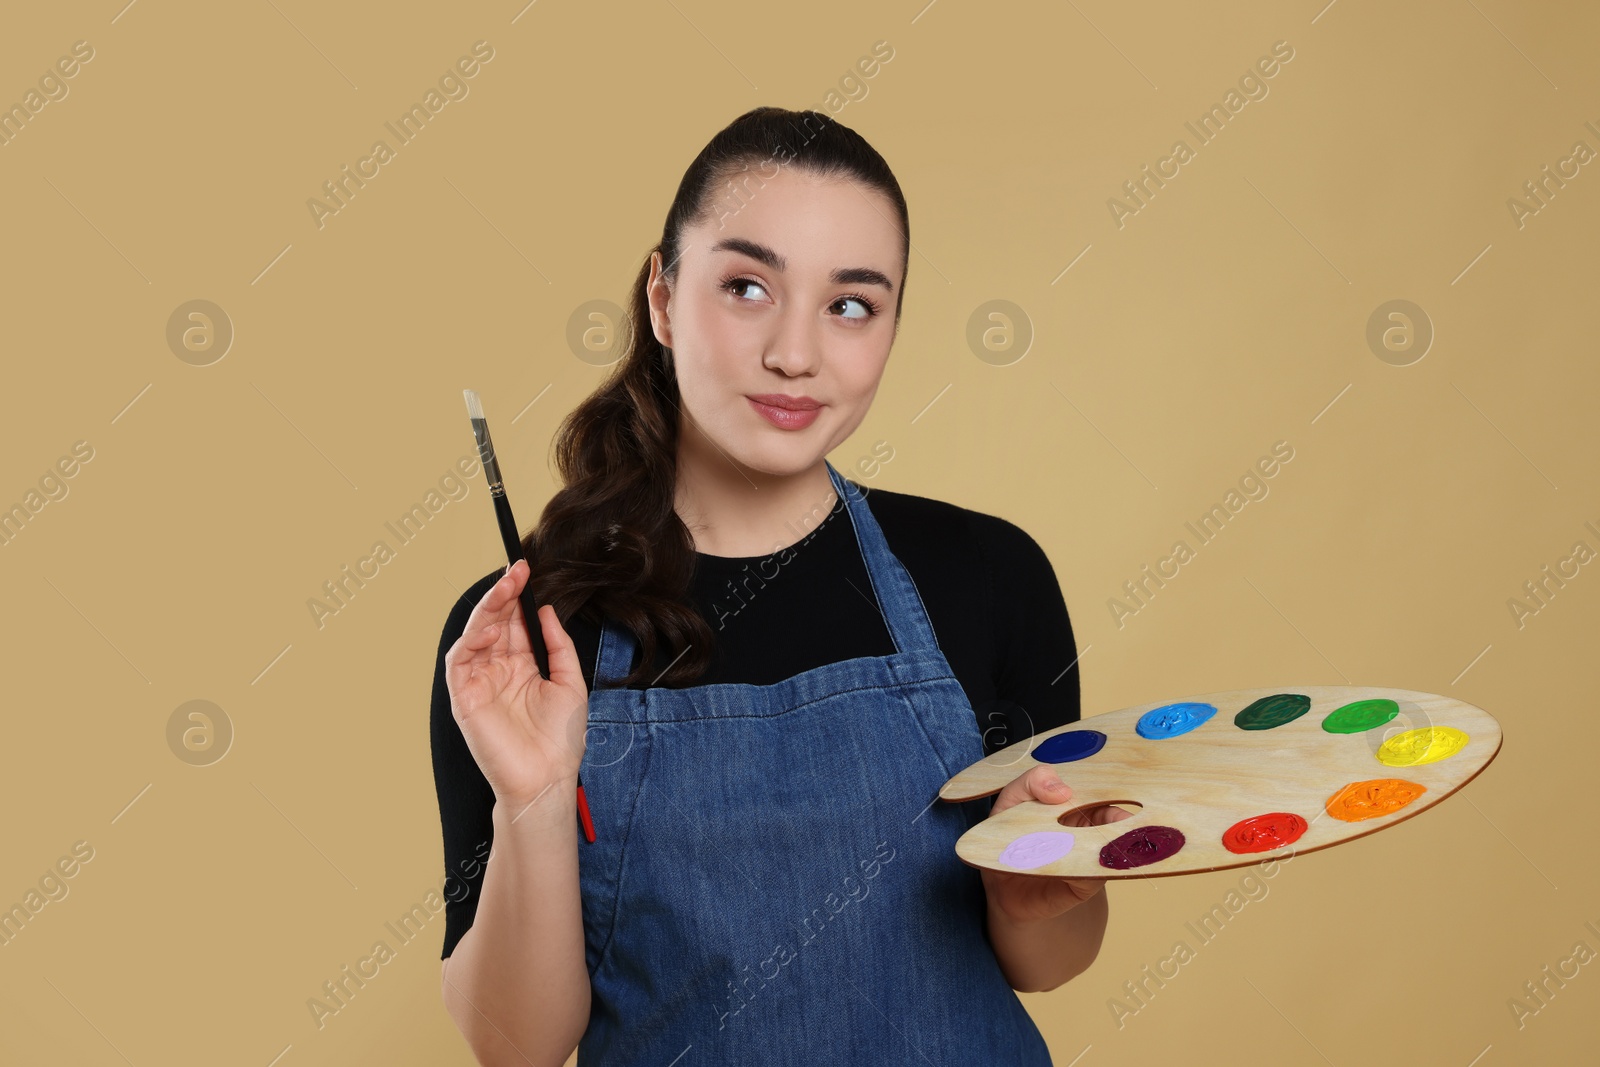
[463,389,595,844]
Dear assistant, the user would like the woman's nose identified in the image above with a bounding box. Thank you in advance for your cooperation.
[761,311,823,376]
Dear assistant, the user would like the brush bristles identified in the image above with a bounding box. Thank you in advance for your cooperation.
[463,389,483,420]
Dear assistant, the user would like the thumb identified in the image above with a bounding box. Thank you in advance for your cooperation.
[536,603,584,697]
[990,765,1072,817]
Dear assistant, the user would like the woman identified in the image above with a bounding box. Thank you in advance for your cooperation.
[432,106,1128,1066]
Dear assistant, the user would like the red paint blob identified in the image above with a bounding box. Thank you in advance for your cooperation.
[1221,812,1308,854]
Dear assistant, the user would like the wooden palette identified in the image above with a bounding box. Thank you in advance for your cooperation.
[941,684,1502,879]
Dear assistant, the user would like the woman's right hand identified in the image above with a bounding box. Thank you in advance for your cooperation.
[445,558,589,813]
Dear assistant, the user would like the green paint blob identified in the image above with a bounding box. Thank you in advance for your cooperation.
[1321,698,1400,734]
[1233,693,1311,730]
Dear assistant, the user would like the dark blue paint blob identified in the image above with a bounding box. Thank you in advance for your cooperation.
[1136,702,1217,739]
[1033,730,1107,764]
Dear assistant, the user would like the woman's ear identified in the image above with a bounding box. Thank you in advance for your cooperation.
[645,250,674,350]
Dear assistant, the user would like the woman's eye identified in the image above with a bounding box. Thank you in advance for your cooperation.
[723,277,769,302]
[722,276,878,320]
[833,296,877,320]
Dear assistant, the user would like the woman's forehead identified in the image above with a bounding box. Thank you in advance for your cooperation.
[702,166,895,231]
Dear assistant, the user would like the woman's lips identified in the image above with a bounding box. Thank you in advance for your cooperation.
[746,395,821,430]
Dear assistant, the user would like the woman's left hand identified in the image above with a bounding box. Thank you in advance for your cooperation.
[979,765,1136,924]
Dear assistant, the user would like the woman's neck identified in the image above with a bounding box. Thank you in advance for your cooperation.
[673,436,840,559]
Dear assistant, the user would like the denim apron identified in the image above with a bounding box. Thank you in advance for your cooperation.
[575,459,1054,1066]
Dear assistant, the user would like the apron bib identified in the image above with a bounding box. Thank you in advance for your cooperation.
[575,459,1054,1065]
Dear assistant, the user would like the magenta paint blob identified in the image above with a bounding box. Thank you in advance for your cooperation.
[1098,825,1186,870]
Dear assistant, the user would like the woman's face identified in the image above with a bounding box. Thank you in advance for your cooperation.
[646,167,904,480]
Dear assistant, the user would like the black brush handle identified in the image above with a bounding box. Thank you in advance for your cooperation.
[490,491,551,681]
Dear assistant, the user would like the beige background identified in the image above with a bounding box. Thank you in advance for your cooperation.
[2,1,1596,1064]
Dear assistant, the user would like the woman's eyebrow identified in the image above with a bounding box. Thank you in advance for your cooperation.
[709,236,895,293]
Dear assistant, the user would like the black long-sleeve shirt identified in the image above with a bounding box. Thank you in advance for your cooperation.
[429,482,1081,959]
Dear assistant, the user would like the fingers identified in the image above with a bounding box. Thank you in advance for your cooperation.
[459,622,500,650]
[461,559,526,639]
[447,562,531,692]
[509,557,533,596]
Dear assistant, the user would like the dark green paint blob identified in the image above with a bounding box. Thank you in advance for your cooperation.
[1233,693,1311,731]
[1321,698,1400,734]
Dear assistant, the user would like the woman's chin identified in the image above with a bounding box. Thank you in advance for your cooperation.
[722,444,830,482]
[682,414,839,480]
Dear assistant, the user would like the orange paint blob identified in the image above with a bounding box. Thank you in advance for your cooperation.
[1325,778,1427,822]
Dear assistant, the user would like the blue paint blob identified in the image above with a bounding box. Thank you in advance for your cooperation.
[1136,702,1218,740]
[1033,730,1107,764]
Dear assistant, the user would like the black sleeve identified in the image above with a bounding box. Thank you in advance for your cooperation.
[430,573,500,960]
[974,512,1081,750]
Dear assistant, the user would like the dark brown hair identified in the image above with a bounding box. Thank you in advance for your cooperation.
[520,106,910,688]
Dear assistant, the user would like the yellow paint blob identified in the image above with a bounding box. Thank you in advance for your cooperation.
[1376,726,1469,767]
